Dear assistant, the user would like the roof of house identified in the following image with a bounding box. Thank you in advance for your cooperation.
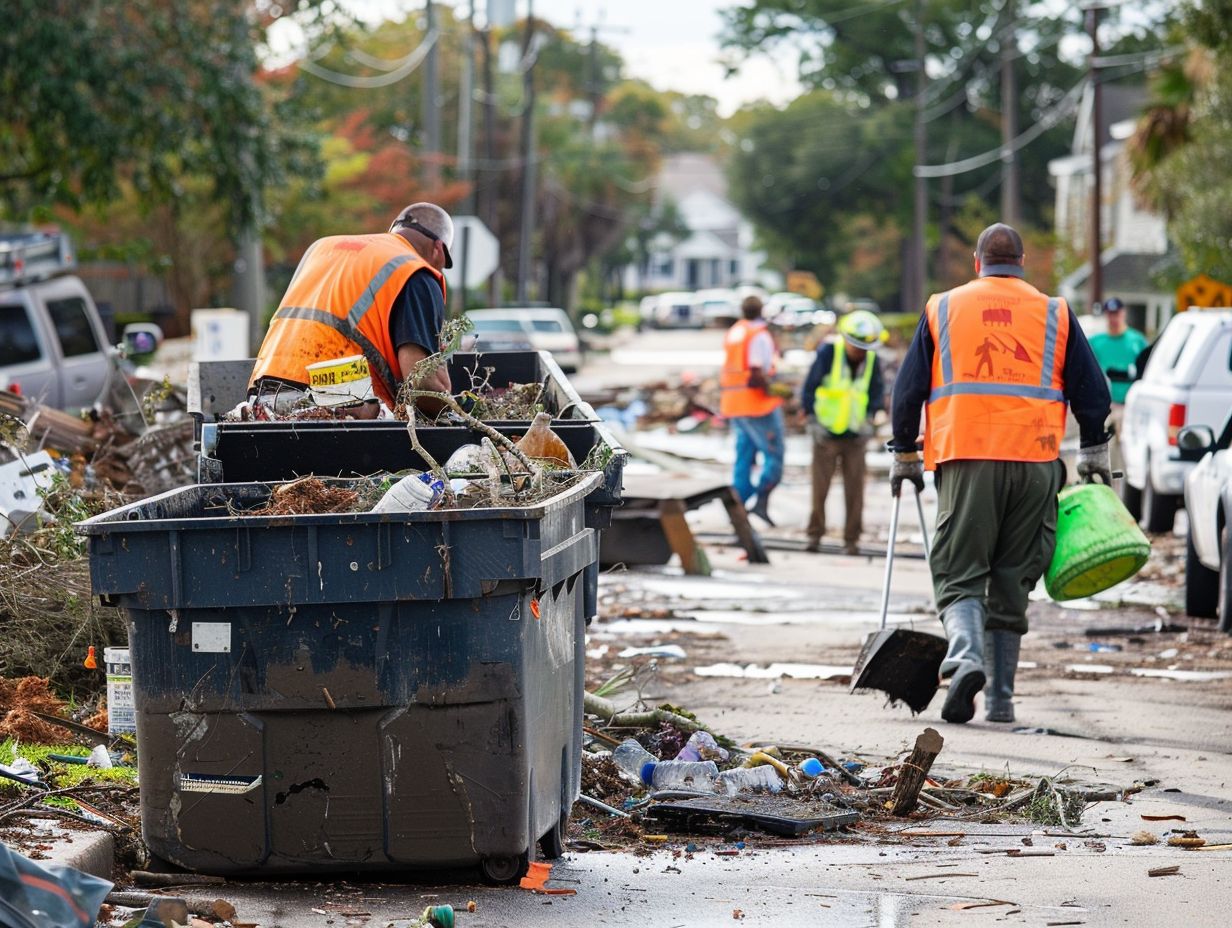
[1061,248,1176,296]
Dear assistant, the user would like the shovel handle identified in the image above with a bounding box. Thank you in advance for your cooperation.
[914,485,931,561]
[878,493,902,630]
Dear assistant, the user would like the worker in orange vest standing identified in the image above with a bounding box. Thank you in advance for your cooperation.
[719,295,785,525]
[249,202,454,415]
[890,224,1111,724]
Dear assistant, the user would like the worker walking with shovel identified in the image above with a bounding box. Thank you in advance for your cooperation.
[889,223,1111,724]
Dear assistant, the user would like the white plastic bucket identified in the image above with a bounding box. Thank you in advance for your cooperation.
[305,354,375,407]
[104,647,136,736]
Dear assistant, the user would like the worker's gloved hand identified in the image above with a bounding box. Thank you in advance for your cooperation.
[1077,440,1113,485]
[890,452,924,498]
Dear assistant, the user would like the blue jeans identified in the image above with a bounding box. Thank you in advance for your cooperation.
[730,408,785,503]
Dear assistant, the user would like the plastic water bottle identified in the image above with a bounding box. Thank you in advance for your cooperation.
[611,739,658,783]
[641,760,719,791]
[371,472,445,513]
[676,731,730,763]
[715,765,783,795]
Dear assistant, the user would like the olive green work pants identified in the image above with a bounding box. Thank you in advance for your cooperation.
[931,458,1065,634]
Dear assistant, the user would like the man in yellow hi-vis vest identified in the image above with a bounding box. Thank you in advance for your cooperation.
[800,310,885,554]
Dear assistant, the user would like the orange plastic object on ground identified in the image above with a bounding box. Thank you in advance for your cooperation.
[83,646,98,669]
[519,862,577,895]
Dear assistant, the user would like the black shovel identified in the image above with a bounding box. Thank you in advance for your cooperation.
[849,484,947,713]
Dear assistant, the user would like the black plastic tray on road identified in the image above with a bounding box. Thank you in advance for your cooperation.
[644,795,860,837]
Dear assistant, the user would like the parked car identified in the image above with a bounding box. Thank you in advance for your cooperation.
[465,307,582,372]
[464,315,534,353]
[696,289,740,328]
[645,291,705,329]
[1180,417,1232,630]
[0,231,114,410]
[1120,309,1232,532]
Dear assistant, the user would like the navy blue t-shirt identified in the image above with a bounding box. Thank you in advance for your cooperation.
[388,268,445,357]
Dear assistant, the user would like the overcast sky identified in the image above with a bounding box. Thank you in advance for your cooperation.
[523,1,803,115]
[278,1,803,116]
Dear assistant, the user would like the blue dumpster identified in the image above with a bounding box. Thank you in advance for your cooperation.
[80,469,606,882]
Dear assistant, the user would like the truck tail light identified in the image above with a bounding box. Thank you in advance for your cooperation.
[1167,403,1187,445]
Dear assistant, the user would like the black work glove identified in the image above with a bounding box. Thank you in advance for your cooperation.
[890,452,924,498]
[1077,440,1112,485]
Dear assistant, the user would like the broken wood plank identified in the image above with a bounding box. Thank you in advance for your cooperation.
[1149,865,1181,877]
[890,727,944,816]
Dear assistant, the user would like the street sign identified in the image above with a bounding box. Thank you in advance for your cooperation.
[443,215,499,291]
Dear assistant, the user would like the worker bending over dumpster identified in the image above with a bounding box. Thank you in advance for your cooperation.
[248,202,454,416]
[889,223,1111,724]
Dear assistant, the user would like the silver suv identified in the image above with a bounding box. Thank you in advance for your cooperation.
[0,231,112,410]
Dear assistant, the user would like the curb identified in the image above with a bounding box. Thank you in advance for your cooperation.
[33,820,116,881]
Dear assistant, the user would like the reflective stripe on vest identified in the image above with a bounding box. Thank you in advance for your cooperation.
[814,342,874,434]
[923,279,1068,467]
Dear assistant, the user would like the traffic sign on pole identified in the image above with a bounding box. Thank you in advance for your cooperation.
[443,215,500,292]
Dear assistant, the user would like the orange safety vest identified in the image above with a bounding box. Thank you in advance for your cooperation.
[923,273,1069,469]
[250,233,446,407]
[719,319,782,419]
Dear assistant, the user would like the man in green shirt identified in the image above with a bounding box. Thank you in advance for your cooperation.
[1088,298,1148,404]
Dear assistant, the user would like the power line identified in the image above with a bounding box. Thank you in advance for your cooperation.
[914,77,1087,178]
[299,28,439,88]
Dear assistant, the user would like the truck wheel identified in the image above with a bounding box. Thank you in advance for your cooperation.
[1186,529,1220,618]
[480,851,529,885]
[1119,476,1142,520]
[1140,468,1178,533]
[1220,521,1232,634]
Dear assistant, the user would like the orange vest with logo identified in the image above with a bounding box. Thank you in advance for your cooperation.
[250,233,445,407]
[923,273,1069,469]
[719,319,782,418]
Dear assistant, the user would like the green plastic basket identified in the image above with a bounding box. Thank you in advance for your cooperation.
[1045,483,1151,601]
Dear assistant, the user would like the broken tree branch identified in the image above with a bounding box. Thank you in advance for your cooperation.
[890,727,945,816]
[584,691,709,734]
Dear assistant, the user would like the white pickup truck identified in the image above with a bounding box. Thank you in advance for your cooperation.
[0,230,116,410]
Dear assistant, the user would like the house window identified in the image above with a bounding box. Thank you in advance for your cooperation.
[656,255,674,277]
[730,259,739,276]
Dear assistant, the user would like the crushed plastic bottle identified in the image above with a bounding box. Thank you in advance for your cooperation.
[675,730,730,763]
[611,738,658,784]
[370,471,445,513]
[641,760,719,791]
[515,412,576,467]
[715,765,783,795]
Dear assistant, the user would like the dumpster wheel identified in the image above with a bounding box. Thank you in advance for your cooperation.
[480,851,529,885]
[538,810,569,859]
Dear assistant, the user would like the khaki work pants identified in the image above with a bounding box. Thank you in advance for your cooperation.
[807,433,867,547]
[931,458,1065,634]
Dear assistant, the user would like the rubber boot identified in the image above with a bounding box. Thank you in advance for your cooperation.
[939,598,987,724]
[983,629,1021,723]
[749,492,776,526]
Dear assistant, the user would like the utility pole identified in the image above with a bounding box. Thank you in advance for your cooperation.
[480,14,499,306]
[1087,3,1103,311]
[516,1,537,304]
[231,14,264,353]
[454,0,476,313]
[910,0,927,314]
[1000,0,1019,224]
[423,0,441,189]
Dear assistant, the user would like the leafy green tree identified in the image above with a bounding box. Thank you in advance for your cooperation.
[0,0,331,229]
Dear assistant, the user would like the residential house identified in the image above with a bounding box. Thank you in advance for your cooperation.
[1048,83,1174,336]
[624,153,779,294]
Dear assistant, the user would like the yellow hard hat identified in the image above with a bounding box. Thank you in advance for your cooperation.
[838,309,885,350]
